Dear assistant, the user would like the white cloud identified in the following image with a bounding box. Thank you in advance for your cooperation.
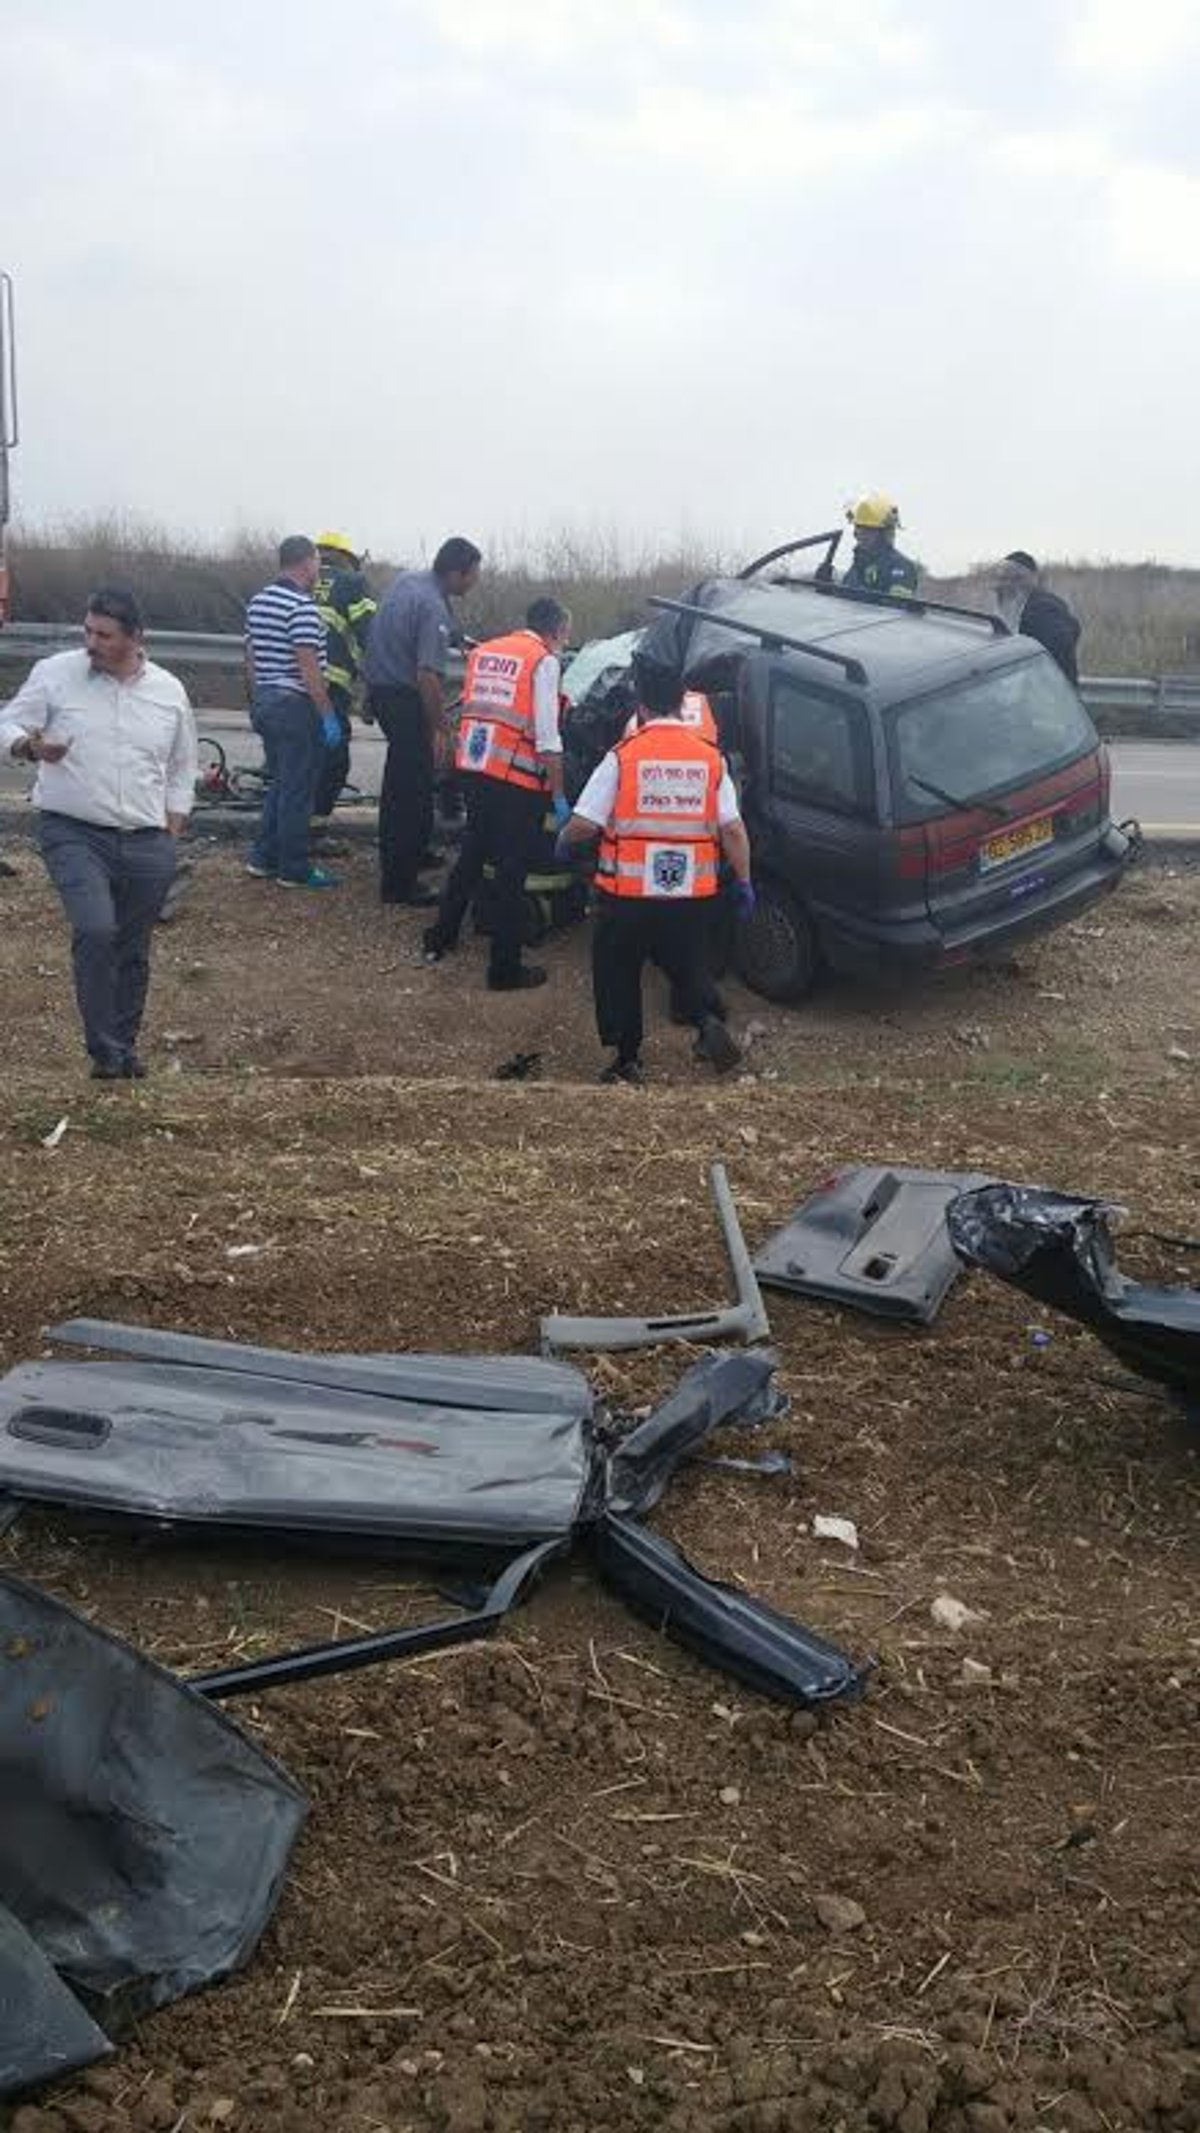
[397,0,696,62]
[1109,163,1200,278]
[571,82,961,183]
[991,125,1200,281]
[770,0,933,71]
[1067,0,1200,77]
[400,0,931,80]
[993,128,1115,183]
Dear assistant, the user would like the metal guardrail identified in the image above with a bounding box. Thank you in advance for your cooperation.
[0,621,244,666]
[2,622,1200,729]
[1079,674,1200,721]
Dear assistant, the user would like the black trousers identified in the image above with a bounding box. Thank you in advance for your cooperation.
[370,684,433,899]
[311,686,353,820]
[38,813,177,1067]
[426,777,544,979]
[592,892,721,1064]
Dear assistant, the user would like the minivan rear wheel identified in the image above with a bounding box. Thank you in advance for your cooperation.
[734,878,818,1002]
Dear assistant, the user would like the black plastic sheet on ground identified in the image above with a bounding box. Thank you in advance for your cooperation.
[0,1903,111,2098]
[0,1323,867,2098]
[0,1574,306,2100]
[947,1183,1200,1400]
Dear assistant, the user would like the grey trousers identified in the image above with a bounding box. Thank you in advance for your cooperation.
[38,812,177,1066]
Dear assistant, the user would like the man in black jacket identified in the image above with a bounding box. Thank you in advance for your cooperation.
[996,552,1081,684]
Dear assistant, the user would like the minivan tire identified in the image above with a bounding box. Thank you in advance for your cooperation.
[735,878,819,1002]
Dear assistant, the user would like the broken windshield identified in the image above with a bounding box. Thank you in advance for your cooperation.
[561,629,640,707]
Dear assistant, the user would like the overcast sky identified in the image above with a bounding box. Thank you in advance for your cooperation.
[4,0,1199,573]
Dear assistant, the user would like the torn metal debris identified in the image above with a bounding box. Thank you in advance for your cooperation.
[947,1182,1200,1401]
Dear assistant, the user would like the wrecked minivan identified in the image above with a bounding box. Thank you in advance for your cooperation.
[563,548,1134,1002]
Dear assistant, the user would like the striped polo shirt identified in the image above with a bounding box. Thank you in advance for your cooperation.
[245,577,327,695]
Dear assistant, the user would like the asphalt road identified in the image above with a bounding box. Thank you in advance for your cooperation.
[1108,740,1200,835]
[2,715,1199,834]
[188,721,1200,837]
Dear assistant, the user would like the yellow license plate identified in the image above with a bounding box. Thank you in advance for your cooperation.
[979,814,1054,873]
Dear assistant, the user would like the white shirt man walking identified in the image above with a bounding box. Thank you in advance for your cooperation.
[0,585,197,1078]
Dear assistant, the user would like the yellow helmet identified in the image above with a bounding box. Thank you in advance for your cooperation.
[315,529,360,563]
[848,493,901,531]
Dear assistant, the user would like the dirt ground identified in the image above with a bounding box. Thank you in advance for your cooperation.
[1,836,1199,2133]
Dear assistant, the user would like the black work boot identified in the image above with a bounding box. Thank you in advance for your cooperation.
[600,1055,645,1086]
[487,966,548,992]
[694,1014,742,1074]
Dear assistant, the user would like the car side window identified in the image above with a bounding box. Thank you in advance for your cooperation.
[768,677,870,816]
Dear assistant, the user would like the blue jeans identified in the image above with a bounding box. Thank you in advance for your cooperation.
[249,689,319,881]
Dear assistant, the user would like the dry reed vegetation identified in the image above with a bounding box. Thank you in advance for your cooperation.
[7,516,1199,675]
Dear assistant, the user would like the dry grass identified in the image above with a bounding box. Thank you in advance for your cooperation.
[10,514,1200,676]
[933,558,1200,676]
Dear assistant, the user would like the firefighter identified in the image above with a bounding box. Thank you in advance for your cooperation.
[840,495,919,599]
[422,596,570,991]
[557,656,753,1085]
[312,531,377,820]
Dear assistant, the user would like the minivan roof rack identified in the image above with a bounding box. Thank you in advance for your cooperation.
[738,530,842,581]
[647,595,869,685]
[802,578,1011,637]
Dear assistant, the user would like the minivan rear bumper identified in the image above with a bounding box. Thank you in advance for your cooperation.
[816,826,1133,979]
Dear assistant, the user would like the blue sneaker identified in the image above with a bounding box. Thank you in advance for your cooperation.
[245,859,275,879]
[279,866,340,890]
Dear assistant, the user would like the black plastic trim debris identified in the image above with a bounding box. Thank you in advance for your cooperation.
[593,1516,867,1706]
[194,1536,566,1700]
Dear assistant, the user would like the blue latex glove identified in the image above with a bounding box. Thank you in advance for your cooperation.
[732,879,757,920]
[552,792,572,827]
[320,711,342,749]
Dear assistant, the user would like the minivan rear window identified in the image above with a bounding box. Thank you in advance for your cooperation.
[891,657,1096,823]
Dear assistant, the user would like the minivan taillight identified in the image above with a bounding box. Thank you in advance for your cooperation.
[890,816,984,880]
[922,810,994,877]
[1099,743,1111,817]
[891,825,926,881]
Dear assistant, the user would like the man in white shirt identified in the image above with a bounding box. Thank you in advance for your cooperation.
[0,586,197,1078]
[422,597,570,991]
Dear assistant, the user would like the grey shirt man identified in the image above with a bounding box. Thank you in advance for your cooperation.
[364,570,452,688]
[367,538,481,903]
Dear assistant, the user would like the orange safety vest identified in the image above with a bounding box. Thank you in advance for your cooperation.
[455,629,548,793]
[598,720,723,901]
[621,690,719,747]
